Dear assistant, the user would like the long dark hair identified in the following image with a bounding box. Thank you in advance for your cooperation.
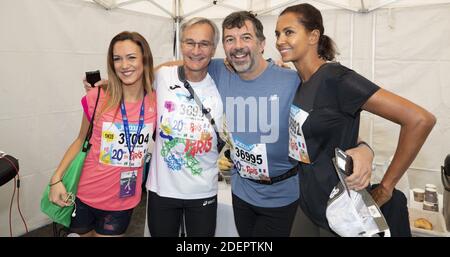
[280,3,338,61]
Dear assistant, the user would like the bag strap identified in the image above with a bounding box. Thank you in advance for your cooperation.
[177,65,219,134]
[82,87,101,152]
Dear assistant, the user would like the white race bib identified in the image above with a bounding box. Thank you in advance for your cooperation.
[288,105,311,164]
[231,138,269,181]
[161,99,212,141]
[99,122,152,167]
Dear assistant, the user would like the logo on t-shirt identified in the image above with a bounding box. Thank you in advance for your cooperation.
[169,84,181,90]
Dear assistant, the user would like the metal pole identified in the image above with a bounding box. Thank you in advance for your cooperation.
[174,0,181,60]
[349,13,354,69]
[360,0,368,12]
[368,12,377,150]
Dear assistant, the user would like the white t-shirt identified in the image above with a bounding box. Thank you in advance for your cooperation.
[146,66,223,199]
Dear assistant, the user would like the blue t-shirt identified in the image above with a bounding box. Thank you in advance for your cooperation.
[208,59,301,207]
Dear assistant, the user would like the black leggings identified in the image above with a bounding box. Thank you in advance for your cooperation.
[232,193,298,237]
[147,191,217,237]
[70,197,133,236]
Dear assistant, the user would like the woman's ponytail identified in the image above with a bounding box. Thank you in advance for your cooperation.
[318,34,337,61]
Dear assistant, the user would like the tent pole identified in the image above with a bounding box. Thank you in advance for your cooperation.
[175,17,181,59]
[174,0,181,59]
[349,13,354,69]
[359,0,368,12]
[371,12,376,87]
[93,0,117,9]
[183,1,244,19]
[368,12,377,149]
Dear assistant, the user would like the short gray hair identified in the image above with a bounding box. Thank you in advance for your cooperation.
[180,17,220,48]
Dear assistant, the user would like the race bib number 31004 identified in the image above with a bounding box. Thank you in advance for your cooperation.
[99,122,152,167]
[289,105,311,164]
[231,138,269,181]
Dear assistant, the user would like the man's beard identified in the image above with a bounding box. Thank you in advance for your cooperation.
[228,48,254,73]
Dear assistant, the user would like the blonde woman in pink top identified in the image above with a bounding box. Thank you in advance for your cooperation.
[48,31,157,237]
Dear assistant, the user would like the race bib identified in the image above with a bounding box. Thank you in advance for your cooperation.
[99,122,152,167]
[231,138,269,181]
[161,100,212,141]
[288,105,311,164]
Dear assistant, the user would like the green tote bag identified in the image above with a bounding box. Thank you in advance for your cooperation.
[40,87,100,228]
[40,142,89,227]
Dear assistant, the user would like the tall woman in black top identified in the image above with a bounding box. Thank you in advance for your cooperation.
[275,3,436,235]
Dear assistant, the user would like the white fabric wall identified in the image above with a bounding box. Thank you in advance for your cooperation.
[0,0,173,236]
[369,5,450,185]
[305,6,448,193]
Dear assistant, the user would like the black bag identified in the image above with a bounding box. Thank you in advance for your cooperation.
[0,154,19,187]
[370,184,412,237]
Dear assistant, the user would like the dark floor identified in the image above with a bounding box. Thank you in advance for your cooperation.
[22,193,147,237]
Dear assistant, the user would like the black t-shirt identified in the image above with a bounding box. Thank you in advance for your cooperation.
[292,62,380,229]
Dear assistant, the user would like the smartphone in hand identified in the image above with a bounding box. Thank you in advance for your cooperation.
[335,148,353,176]
[86,70,101,87]
[224,149,231,161]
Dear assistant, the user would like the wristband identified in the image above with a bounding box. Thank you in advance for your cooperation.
[49,179,62,187]
[357,141,374,156]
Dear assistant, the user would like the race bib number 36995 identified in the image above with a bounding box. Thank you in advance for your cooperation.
[99,122,152,167]
[231,139,269,181]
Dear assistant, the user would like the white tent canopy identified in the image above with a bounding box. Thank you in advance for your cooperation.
[89,0,450,17]
[1,0,449,236]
